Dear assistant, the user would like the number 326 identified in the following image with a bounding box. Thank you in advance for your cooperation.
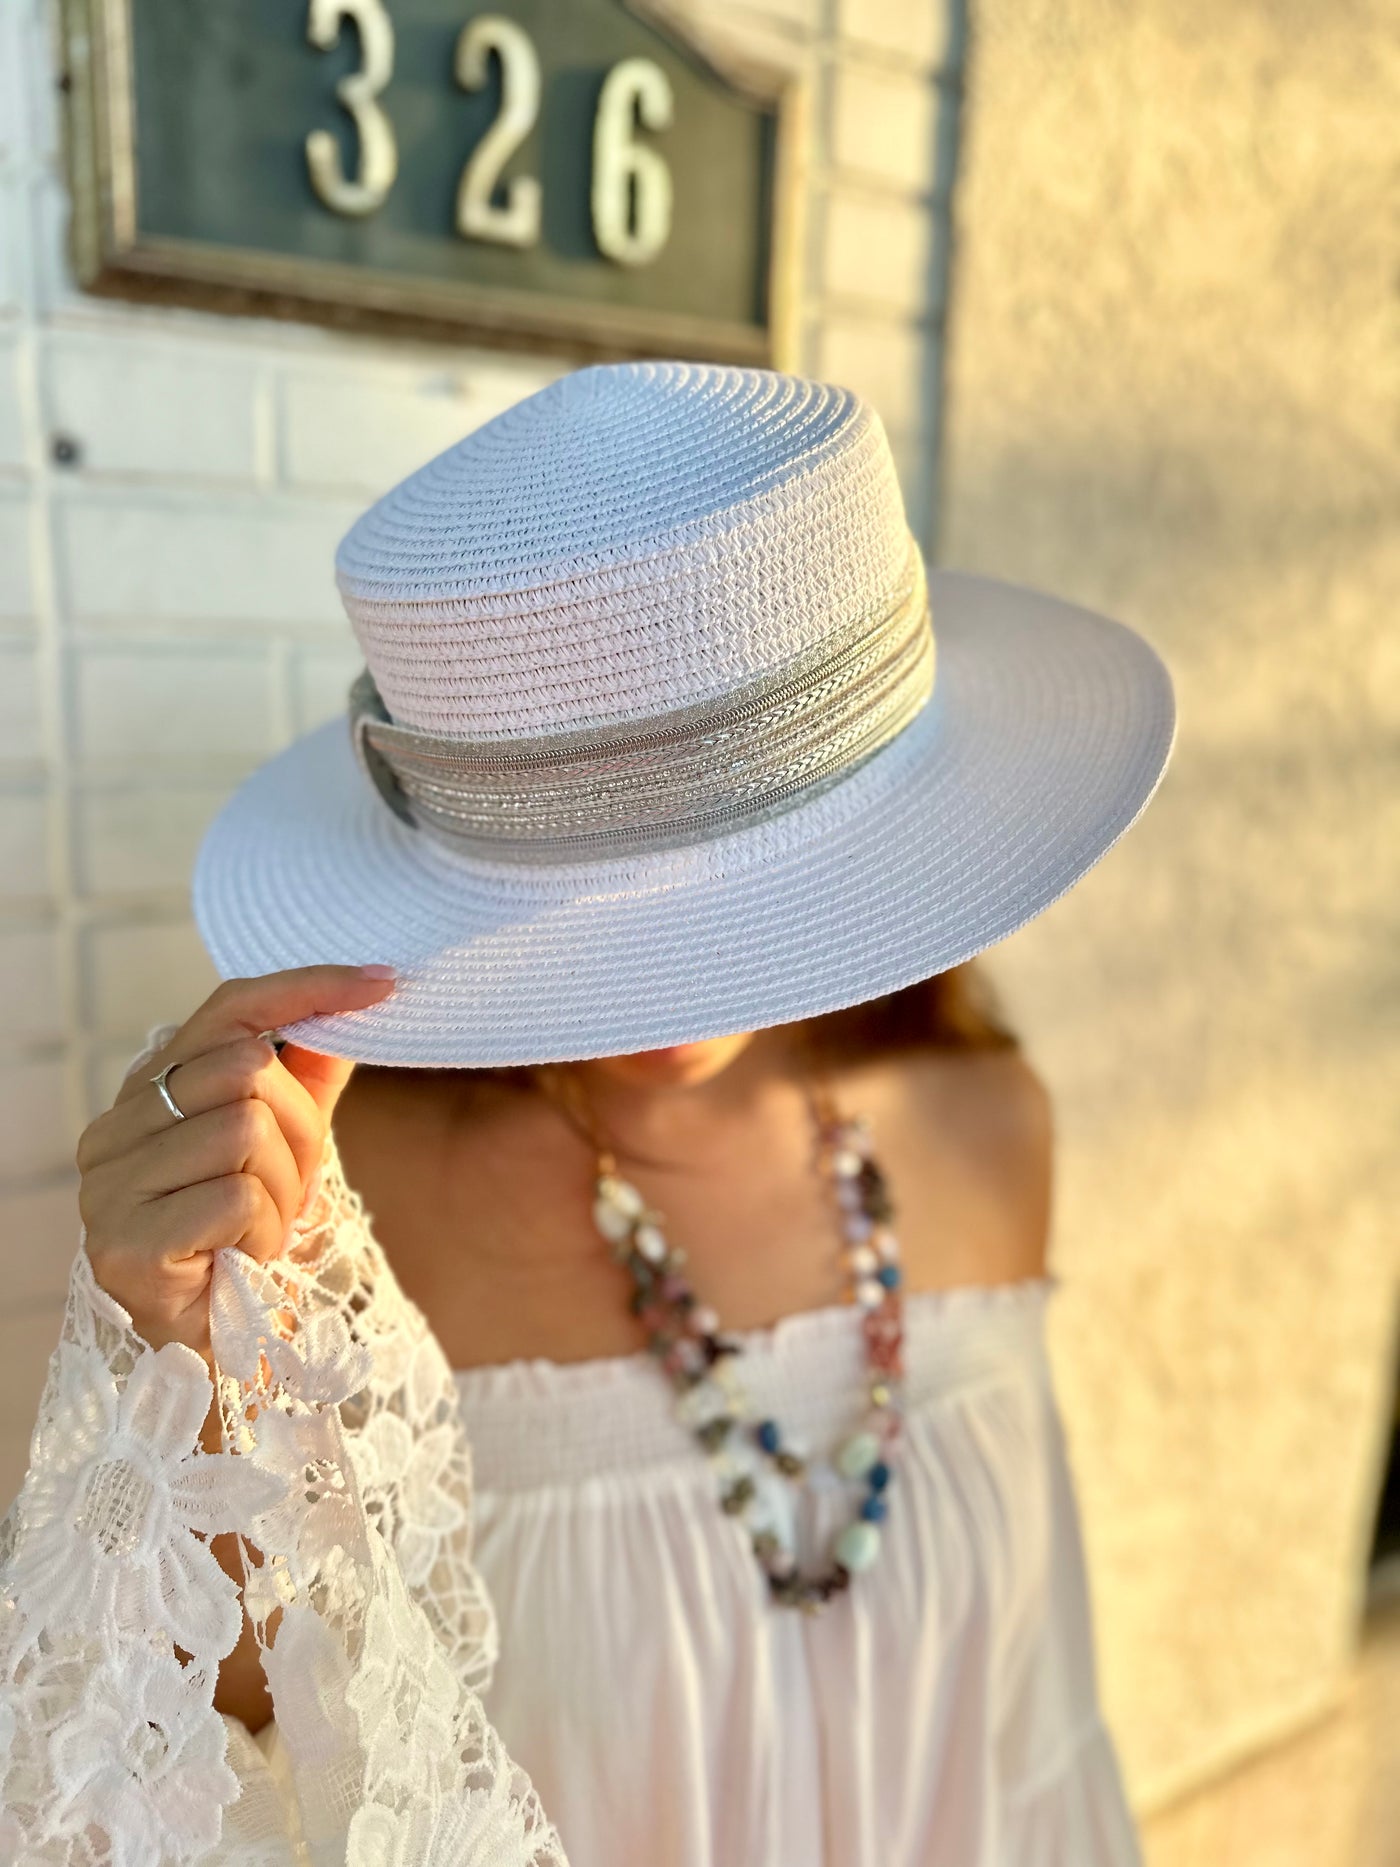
[304,0,673,267]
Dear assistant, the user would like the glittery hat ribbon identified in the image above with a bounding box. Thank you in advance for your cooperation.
[348,555,935,864]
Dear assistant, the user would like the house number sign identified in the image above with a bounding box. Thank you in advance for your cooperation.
[304,4,674,268]
[61,0,797,361]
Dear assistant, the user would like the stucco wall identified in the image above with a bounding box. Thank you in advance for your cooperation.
[940,0,1400,1809]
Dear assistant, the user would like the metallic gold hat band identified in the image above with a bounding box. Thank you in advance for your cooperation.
[348,557,935,864]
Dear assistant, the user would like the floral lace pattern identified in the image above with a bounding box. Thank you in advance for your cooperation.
[0,1024,566,1866]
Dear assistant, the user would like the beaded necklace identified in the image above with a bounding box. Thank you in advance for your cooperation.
[587,1079,905,1612]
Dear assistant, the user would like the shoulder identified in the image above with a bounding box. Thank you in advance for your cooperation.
[885,1044,1056,1282]
[949,1047,1054,1178]
[900,1035,1051,1141]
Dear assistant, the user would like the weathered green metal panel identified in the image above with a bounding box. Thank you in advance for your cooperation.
[63,0,794,360]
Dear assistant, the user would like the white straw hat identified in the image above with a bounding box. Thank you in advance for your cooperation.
[192,362,1176,1066]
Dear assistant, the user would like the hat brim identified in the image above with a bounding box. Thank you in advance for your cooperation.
[191,571,1176,1066]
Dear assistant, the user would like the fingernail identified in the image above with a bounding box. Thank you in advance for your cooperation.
[359,964,397,981]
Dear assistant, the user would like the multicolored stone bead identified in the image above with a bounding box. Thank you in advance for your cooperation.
[834,1521,882,1573]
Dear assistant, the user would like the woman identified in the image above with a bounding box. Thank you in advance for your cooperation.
[0,363,1175,1866]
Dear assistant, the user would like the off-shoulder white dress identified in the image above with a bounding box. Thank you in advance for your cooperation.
[0,1023,1138,1866]
[459,1280,1142,1867]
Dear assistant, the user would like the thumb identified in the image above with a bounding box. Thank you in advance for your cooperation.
[278,1042,360,1122]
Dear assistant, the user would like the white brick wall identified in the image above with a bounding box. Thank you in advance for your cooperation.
[45,333,267,480]
[278,369,526,495]
[72,645,278,766]
[0,336,24,467]
[0,640,42,763]
[57,497,358,628]
[0,500,34,616]
[0,792,50,897]
[831,63,942,186]
[0,924,62,1039]
[83,918,219,1038]
[818,313,931,425]
[823,187,946,315]
[0,0,961,1501]
[838,0,957,70]
[75,784,234,897]
[0,1056,68,1179]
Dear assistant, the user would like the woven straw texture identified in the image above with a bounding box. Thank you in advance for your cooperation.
[194,602,1174,1068]
[334,362,912,738]
[194,363,1175,1063]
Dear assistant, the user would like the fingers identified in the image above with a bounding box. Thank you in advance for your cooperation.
[85,1035,324,1183]
[182,964,397,1054]
[148,1172,287,1268]
[86,1174,287,1348]
[119,964,397,1119]
[77,965,396,1351]
[85,1098,303,1243]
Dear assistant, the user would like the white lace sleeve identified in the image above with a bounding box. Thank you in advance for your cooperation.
[0,1024,566,1867]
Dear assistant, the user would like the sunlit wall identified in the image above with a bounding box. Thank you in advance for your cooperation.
[942,0,1400,1808]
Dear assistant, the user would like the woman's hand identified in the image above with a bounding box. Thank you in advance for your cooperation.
[76,965,397,1355]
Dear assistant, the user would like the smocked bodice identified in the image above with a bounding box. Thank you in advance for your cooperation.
[453,1279,1141,1867]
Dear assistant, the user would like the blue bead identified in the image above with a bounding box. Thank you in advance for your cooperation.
[861,1494,888,1523]
[756,1419,781,1454]
[868,1461,891,1492]
[876,1263,901,1290]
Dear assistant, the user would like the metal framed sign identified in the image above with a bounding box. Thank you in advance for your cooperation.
[60,0,802,363]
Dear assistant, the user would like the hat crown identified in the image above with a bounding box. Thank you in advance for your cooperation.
[335,362,917,742]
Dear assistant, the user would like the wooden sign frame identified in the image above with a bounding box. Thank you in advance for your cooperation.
[59,0,806,364]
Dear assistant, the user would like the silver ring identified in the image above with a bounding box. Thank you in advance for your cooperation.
[150,1061,188,1123]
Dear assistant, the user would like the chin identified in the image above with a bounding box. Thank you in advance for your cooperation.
[596,1034,754,1089]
